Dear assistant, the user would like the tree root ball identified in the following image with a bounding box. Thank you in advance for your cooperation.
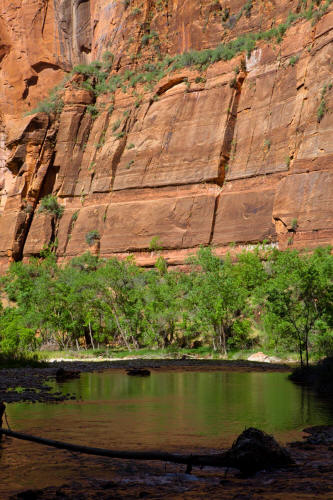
[224,428,294,475]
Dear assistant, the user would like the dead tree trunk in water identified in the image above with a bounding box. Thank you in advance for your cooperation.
[0,426,294,475]
[0,427,227,470]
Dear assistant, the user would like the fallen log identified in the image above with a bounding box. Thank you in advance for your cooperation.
[0,427,224,472]
[0,426,294,474]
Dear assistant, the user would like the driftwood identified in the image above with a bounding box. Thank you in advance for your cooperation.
[0,427,224,472]
[0,426,293,474]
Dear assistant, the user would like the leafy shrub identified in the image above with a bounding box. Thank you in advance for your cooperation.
[86,104,99,118]
[289,55,300,66]
[85,230,100,246]
[291,218,298,231]
[317,82,332,122]
[0,312,38,355]
[149,236,163,251]
[38,195,64,218]
[114,131,125,139]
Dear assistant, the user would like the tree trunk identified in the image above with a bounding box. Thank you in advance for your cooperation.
[299,343,303,368]
[88,322,95,350]
[218,324,227,356]
[305,333,309,367]
[112,306,131,351]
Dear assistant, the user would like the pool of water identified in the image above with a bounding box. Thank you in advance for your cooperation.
[1,369,332,497]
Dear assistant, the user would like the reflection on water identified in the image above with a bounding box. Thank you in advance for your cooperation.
[1,370,332,497]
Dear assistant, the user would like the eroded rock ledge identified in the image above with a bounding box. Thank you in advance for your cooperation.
[0,1,332,269]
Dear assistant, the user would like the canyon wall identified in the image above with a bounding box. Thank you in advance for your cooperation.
[0,0,332,269]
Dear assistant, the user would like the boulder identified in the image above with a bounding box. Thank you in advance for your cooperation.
[247,352,282,363]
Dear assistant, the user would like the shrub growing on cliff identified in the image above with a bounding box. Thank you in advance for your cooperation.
[86,104,99,118]
[149,236,163,251]
[85,230,100,246]
[38,195,64,218]
[317,82,332,122]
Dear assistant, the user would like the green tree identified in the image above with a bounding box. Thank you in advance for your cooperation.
[261,247,333,366]
[186,247,251,354]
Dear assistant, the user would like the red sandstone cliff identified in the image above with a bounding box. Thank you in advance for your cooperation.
[0,0,332,268]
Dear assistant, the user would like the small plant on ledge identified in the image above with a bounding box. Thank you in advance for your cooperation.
[85,230,100,246]
[149,236,163,252]
[38,195,64,218]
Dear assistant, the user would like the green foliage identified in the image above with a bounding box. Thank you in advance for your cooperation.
[125,160,134,169]
[291,218,298,231]
[184,248,259,354]
[259,247,333,366]
[25,78,68,116]
[114,131,125,139]
[102,51,114,71]
[86,104,99,118]
[26,1,333,119]
[0,310,37,354]
[141,31,159,46]
[38,195,64,218]
[96,130,106,149]
[289,55,300,66]
[85,230,100,246]
[0,246,331,360]
[317,82,332,122]
[263,138,271,150]
[149,236,163,251]
[112,119,121,132]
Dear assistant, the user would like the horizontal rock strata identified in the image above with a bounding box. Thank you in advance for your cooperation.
[0,1,332,268]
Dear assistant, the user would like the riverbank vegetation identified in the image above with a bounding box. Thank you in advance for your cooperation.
[0,246,332,366]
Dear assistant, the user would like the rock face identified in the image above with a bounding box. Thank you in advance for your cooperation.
[0,0,332,269]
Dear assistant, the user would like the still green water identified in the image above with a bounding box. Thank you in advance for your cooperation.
[1,370,332,496]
